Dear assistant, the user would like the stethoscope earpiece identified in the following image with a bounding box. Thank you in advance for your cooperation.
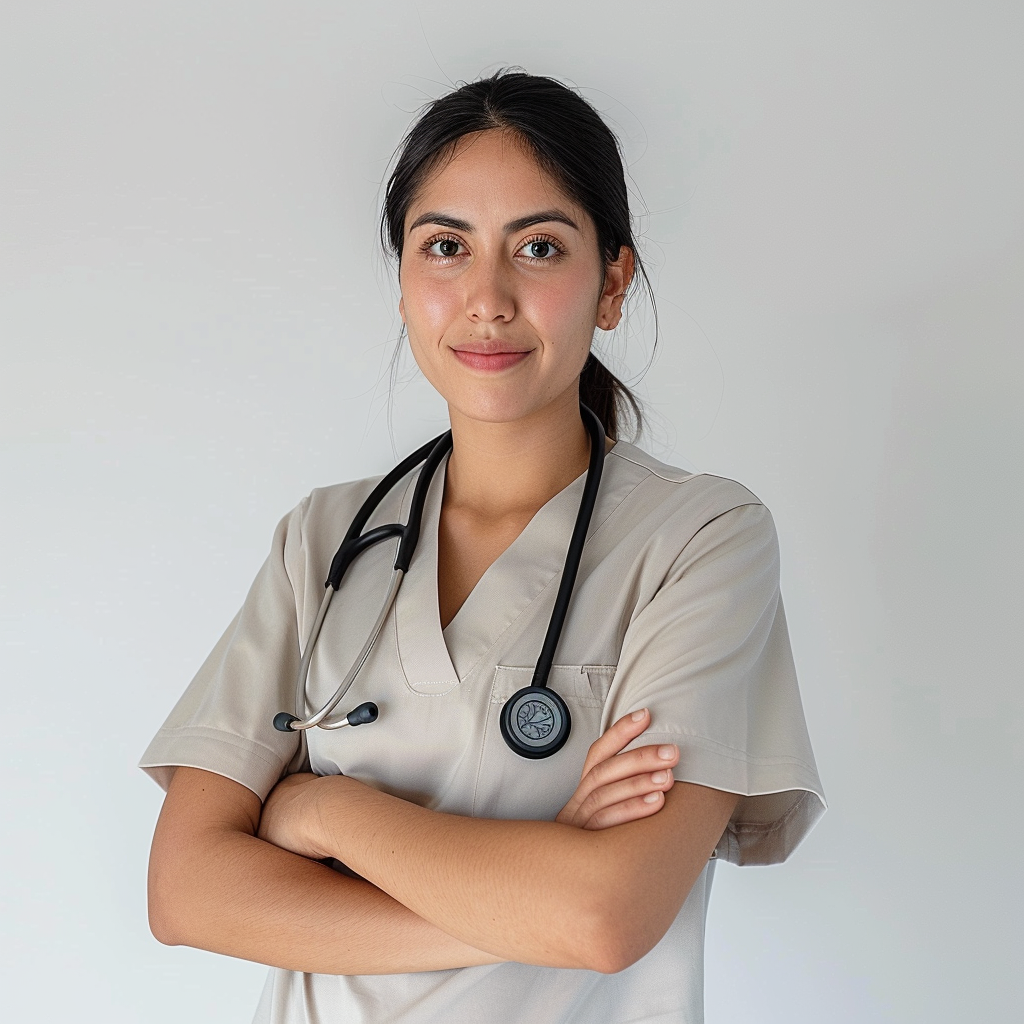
[274,702,379,733]
[344,701,379,727]
[500,686,572,759]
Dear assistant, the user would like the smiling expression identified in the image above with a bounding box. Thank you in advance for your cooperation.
[398,129,632,426]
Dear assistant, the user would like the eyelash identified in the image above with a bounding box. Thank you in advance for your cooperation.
[418,233,567,264]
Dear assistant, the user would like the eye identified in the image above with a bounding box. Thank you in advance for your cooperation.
[517,235,564,262]
[423,235,465,260]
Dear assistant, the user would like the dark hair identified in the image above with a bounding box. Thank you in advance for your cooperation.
[381,69,655,441]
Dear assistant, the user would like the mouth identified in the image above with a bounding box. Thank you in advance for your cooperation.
[450,342,533,373]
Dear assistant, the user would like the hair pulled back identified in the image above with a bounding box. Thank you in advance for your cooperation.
[381,69,654,440]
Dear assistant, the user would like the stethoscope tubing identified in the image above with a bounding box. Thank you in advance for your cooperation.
[287,569,403,731]
[325,432,452,590]
[276,406,606,748]
[529,405,605,691]
[277,430,453,734]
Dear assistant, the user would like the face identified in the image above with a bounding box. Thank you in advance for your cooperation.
[398,130,633,426]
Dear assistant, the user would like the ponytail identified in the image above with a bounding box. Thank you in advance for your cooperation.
[580,353,643,442]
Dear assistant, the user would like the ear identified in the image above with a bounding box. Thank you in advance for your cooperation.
[399,296,406,324]
[596,247,635,331]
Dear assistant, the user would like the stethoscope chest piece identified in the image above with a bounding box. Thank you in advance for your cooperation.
[500,686,572,759]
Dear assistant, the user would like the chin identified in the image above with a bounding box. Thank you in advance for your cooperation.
[437,370,582,429]
[449,388,547,426]
[455,402,534,426]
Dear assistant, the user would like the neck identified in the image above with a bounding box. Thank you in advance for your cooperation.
[443,391,595,520]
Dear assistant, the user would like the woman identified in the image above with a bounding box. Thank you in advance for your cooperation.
[142,70,825,1023]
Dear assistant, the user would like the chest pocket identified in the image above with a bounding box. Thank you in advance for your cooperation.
[471,664,617,820]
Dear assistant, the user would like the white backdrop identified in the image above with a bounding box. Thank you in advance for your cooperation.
[2,2,1021,1021]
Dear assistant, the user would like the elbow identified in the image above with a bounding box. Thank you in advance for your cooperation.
[147,839,200,948]
[149,908,181,947]
[570,906,657,976]
[584,931,651,976]
[147,871,186,947]
[148,898,180,947]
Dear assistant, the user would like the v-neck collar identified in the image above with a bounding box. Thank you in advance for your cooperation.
[394,443,624,690]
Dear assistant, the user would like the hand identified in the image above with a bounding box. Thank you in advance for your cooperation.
[258,772,336,860]
[555,709,679,830]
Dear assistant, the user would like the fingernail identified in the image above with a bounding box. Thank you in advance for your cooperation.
[651,770,668,783]
[643,792,660,803]
[631,709,647,722]
[658,744,677,760]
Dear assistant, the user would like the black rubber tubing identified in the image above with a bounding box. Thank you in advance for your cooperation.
[529,404,606,690]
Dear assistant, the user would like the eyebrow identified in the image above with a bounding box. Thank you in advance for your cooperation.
[407,209,581,234]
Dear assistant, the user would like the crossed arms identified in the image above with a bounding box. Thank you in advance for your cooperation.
[148,709,738,976]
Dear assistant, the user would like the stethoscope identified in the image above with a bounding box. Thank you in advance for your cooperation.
[273,404,606,759]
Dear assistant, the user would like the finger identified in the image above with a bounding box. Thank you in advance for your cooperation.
[559,711,653,823]
[582,790,667,831]
[579,708,651,779]
[560,736,677,825]
[569,762,676,828]
[581,742,680,797]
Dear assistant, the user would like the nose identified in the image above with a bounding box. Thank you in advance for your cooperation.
[464,254,515,324]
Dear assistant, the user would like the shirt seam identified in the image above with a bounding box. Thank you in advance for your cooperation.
[142,724,284,774]
[727,790,814,837]
[608,446,702,483]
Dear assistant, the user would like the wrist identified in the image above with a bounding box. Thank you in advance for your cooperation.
[309,773,362,859]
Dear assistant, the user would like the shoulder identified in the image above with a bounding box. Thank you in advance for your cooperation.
[281,470,406,538]
[604,448,784,635]
[609,441,762,506]
[266,472,407,585]
[305,474,390,519]
[605,441,774,552]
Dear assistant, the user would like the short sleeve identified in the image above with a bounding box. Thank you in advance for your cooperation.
[138,500,308,800]
[608,501,826,865]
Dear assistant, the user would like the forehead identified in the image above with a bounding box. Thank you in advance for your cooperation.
[406,130,587,230]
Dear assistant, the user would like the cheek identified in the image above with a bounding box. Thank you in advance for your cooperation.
[400,272,457,338]
[399,273,455,390]
[526,267,603,341]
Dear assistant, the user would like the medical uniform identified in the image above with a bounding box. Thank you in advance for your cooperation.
[140,440,826,1024]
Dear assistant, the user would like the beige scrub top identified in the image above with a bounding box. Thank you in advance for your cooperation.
[140,440,826,1024]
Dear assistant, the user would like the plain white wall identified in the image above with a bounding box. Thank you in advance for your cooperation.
[2,1,1021,1021]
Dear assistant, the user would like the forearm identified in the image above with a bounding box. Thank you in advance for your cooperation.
[313,777,626,971]
[149,770,504,975]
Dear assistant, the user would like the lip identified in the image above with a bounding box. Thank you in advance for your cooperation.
[450,341,533,373]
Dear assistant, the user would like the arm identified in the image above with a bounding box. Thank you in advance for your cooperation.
[149,711,678,974]
[263,767,738,974]
[148,766,504,975]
